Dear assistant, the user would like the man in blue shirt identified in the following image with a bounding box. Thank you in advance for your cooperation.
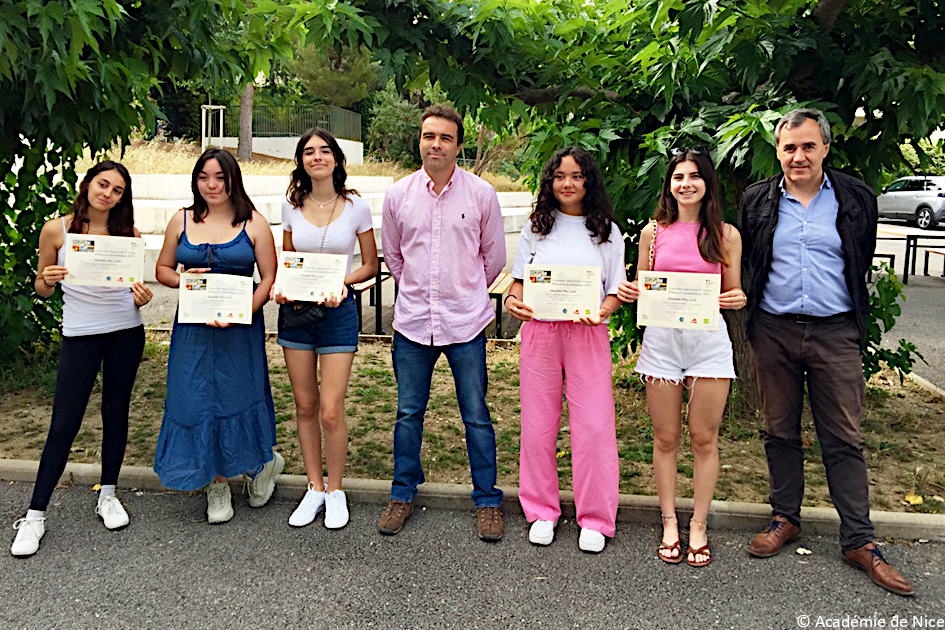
[739,108,913,596]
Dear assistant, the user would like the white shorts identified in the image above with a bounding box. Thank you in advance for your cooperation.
[634,318,736,382]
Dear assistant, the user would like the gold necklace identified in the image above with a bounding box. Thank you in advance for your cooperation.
[87,224,109,234]
[309,192,340,209]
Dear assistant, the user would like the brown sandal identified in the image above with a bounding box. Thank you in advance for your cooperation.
[659,539,684,564]
[687,543,711,567]
[658,514,683,564]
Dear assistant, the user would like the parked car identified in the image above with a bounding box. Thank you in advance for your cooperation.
[877,176,945,229]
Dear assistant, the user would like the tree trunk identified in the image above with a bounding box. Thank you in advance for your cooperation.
[238,81,254,162]
[723,308,763,423]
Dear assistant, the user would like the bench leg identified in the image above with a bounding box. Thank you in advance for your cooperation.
[354,290,363,333]
[493,297,502,338]
[925,251,930,276]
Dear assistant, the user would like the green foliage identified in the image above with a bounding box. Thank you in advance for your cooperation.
[289,45,380,108]
[1,0,379,360]
[894,140,945,179]
[366,81,423,166]
[864,264,925,382]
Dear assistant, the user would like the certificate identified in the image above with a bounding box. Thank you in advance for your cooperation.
[636,270,721,330]
[274,251,347,302]
[63,234,145,287]
[178,273,253,325]
[522,264,601,321]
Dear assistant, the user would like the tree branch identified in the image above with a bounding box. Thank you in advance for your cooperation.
[811,0,848,31]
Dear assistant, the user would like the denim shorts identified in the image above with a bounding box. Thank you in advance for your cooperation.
[277,295,358,354]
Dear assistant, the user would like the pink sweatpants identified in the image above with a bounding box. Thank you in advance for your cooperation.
[518,320,619,537]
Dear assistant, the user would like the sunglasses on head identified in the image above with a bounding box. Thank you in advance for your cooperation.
[670,146,708,156]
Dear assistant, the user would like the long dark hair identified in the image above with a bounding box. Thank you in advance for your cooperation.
[530,146,613,244]
[187,148,255,226]
[67,161,134,236]
[653,150,725,265]
[287,128,358,208]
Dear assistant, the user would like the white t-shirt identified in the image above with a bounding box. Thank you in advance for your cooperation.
[281,196,374,276]
[511,211,626,321]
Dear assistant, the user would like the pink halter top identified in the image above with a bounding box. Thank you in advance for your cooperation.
[652,221,722,274]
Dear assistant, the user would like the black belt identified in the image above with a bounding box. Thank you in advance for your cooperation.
[762,310,852,324]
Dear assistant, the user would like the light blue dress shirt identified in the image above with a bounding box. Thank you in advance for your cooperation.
[760,174,854,317]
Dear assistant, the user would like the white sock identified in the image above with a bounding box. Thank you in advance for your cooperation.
[26,509,45,521]
[99,485,116,498]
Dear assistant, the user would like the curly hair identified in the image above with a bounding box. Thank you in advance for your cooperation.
[287,127,359,208]
[187,148,256,226]
[653,150,725,265]
[67,161,135,236]
[530,146,613,244]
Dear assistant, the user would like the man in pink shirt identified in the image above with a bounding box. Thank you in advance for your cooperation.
[378,104,507,541]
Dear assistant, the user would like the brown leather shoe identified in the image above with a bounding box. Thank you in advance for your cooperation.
[378,500,413,535]
[747,515,801,558]
[842,542,915,597]
[477,507,503,541]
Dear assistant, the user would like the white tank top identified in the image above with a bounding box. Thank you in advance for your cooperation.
[57,218,142,337]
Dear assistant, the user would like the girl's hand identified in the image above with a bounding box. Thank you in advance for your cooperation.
[271,287,292,305]
[577,312,602,326]
[207,320,232,328]
[131,282,153,307]
[323,284,348,308]
[40,265,68,288]
[505,295,534,322]
[617,280,639,303]
[182,267,212,274]
[719,288,747,310]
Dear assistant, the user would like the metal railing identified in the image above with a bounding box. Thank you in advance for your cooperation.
[224,105,361,141]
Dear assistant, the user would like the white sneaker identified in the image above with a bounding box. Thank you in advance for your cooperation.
[11,517,45,557]
[528,519,558,546]
[323,489,349,530]
[206,483,234,524]
[245,452,285,508]
[96,495,130,530]
[288,482,326,527]
[579,528,606,553]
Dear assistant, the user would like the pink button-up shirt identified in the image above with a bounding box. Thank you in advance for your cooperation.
[382,166,506,346]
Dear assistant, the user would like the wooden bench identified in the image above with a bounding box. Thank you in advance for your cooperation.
[923,249,945,278]
[488,272,514,338]
[349,277,377,333]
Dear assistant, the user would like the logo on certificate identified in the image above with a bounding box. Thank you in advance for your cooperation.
[73,239,95,252]
[284,255,304,269]
[529,270,552,284]
[185,278,207,291]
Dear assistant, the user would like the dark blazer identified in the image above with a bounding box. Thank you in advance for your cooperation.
[738,168,877,345]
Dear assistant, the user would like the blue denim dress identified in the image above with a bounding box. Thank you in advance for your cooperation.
[153,221,276,490]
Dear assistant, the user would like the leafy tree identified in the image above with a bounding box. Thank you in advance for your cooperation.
[289,44,380,108]
[0,0,376,359]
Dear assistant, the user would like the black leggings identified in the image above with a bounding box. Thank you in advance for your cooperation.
[30,325,145,511]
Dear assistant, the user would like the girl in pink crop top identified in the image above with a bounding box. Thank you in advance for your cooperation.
[616,148,746,568]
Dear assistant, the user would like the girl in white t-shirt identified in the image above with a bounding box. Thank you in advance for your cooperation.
[505,146,624,553]
[11,161,153,557]
[274,128,378,529]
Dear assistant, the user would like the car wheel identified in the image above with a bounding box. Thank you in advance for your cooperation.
[916,207,936,230]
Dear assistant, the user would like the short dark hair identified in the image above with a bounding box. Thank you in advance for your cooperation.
[188,148,255,226]
[775,108,831,145]
[421,104,464,146]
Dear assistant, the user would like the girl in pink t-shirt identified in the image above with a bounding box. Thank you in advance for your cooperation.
[618,148,746,567]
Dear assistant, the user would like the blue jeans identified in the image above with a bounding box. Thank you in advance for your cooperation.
[390,331,503,508]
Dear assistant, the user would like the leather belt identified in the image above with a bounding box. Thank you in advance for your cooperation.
[762,310,852,325]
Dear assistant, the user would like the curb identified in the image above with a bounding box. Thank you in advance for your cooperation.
[2,459,942,542]
[907,372,945,400]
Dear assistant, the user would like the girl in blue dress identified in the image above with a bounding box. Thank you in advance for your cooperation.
[154,149,280,524]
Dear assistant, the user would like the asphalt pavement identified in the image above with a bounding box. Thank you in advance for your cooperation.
[1,482,943,630]
[873,220,945,391]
